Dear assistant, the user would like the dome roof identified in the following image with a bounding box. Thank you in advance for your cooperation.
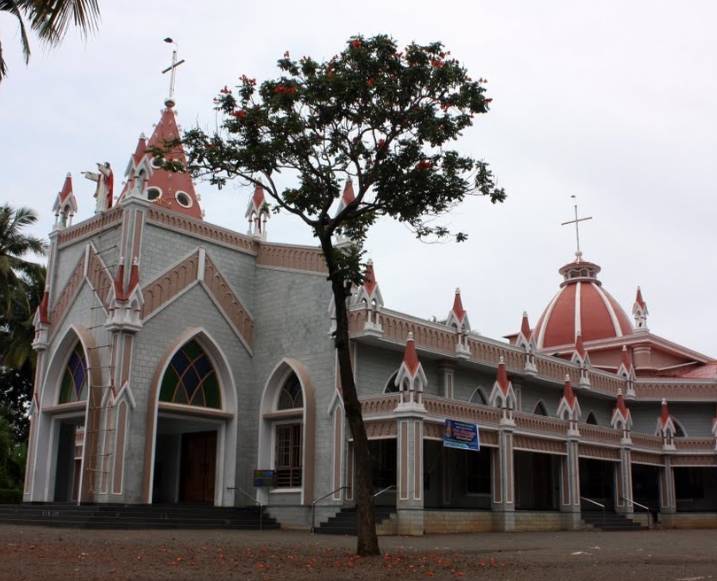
[533,256,633,350]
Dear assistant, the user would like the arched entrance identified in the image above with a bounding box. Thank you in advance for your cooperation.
[145,330,237,506]
[31,325,102,503]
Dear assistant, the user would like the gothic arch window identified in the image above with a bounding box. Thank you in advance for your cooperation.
[273,372,304,488]
[59,344,88,404]
[533,401,548,416]
[470,387,488,405]
[585,411,598,425]
[384,371,399,394]
[278,373,303,409]
[159,340,221,409]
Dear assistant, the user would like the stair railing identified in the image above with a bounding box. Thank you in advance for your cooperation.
[373,484,396,499]
[311,486,348,533]
[580,496,606,528]
[229,487,264,530]
[620,496,652,529]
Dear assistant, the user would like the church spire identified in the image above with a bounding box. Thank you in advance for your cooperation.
[633,286,649,331]
[52,173,78,229]
[246,184,270,239]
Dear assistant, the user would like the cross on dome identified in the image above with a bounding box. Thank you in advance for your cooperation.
[560,195,592,261]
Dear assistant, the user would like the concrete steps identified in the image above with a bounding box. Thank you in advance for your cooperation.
[581,511,647,531]
[0,503,279,530]
[315,506,396,535]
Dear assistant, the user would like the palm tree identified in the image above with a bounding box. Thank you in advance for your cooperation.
[0,0,100,81]
[0,205,46,317]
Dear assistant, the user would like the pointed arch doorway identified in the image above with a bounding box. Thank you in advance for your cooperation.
[146,331,238,506]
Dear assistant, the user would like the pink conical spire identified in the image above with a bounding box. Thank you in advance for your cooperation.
[635,286,647,309]
[563,375,576,406]
[616,388,629,416]
[660,398,670,425]
[58,173,73,203]
[141,104,202,219]
[402,331,420,376]
[452,288,466,323]
[520,311,531,338]
[575,333,586,358]
[363,260,377,295]
[496,356,510,394]
[342,179,355,205]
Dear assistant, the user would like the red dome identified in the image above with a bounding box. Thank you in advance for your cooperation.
[533,257,633,350]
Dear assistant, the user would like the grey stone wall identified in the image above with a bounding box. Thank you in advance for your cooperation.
[140,224,257,311]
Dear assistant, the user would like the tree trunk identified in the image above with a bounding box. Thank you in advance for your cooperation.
[318,235,380,556]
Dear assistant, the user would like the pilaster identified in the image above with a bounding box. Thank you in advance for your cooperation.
[491,427,515,531]
[560,438,582,529]
[659,455,677,516]
[396,415,424,535]
[615,446,634,516]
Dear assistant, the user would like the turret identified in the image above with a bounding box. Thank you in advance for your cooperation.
[394,332,427,411]
[633,286,648,331]
[52,173,78,229]
[246,184,270,239]
[488,356,517,425]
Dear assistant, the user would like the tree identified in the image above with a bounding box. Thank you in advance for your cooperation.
[0,205,46,444]
[0,0,100,82]
[167,35,505,555]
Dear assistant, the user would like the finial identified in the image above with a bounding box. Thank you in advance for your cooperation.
[407,331,414,342]
[162,37,185,107]
[561,195,592,260]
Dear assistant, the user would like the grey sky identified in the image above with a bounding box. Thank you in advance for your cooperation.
[1,1,715,355]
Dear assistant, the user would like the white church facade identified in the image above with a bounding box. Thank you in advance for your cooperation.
[24,98,717,534]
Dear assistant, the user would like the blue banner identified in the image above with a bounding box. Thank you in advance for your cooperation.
[443,419,480,451]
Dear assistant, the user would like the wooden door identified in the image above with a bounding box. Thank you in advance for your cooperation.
[180,431,217,504]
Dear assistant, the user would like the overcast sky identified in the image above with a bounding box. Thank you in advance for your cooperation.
[1,1,715,355]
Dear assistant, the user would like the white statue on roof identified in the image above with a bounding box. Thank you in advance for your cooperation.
[82,162,114,214]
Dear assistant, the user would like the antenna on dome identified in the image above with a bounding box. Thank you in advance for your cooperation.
[161,37,185,107]
[561,195,592,261]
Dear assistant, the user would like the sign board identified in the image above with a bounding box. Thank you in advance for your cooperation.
[253,469,275,487]
[443,419,480,451]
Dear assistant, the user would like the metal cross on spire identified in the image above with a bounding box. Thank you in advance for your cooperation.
[561,195,592,260]
[161,37,185,107]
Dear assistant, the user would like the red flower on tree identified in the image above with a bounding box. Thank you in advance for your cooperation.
[416,160,432,171]
[367,78,375,87]
[232,110,247,119]
[351,39,362,49]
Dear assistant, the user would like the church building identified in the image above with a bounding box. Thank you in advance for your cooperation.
[23,94,717,535]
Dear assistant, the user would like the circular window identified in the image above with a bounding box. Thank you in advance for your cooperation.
[175,191,193,208]
[151,157,163,169]
[146,187,162,201]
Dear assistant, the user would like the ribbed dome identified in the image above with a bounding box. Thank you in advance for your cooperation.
[533,257,633,350]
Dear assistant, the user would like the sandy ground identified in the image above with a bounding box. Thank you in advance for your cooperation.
[1,525,716,580]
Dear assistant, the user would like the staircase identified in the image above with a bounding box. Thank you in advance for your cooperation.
[581,511,647,531]
[0,503,279,530]
[315,506,395,535]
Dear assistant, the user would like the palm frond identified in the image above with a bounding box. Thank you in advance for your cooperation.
[25,0,100,45]
[0,0,32,77]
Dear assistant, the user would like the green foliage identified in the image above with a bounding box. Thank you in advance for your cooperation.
[177,34,505,285]
[0,204,46,444]
[0,0,100,81]
[0,410,25,498]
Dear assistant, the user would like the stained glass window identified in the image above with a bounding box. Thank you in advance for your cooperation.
[277,374,303,410]
[59,345,88,404]
[159,340,221,409]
